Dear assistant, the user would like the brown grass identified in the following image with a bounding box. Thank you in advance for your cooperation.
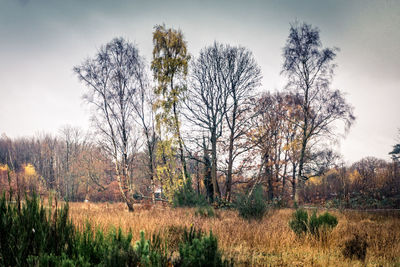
[68,202,400,266]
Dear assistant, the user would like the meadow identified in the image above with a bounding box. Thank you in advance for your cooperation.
[68,202,400,266]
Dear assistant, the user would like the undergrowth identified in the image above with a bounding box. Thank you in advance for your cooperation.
[289,209,338,237]
[234,185,268,220]
[0,193,232,266]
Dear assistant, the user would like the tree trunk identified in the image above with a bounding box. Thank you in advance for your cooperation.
[267,171,273,201]
[126,198,135,212]
[265,154,273,201]
[282,149,289,196]
[172,91,189,182]
[84,170,90,201]
[211,132,221,200]
[150,177,156,204]
[196,160,200,195]
[114,162,134,212]
[298,131,307,183]
[147,139,156,204]
[203,139,214,203]
[225,100,237,202]
[225,131,235,202]
[292,163,297,201]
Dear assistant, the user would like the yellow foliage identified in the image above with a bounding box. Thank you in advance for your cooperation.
[307,176,322,185]
[283,139,301,151]
[348,169,360,183]
[0,164,8,171]
[24,163,37,176]
[155,138,183,202]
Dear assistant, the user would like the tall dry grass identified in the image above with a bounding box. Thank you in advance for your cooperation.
[68,202,400,266]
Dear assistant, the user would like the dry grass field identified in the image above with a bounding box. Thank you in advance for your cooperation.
[67,202,400,266]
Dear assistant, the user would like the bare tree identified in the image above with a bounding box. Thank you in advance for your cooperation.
[80,141,109,200]
[74,37,146,211]
[351,157,387,197]
[184,42,230,201]
[223,45,262,201]
[132,73,159,203]
[249,92,289,201]
[32,133,59,192]
[281,22,355,201]
[59,125,85,201]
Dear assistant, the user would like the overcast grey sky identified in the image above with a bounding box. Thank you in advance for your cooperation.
[0,0,399,163]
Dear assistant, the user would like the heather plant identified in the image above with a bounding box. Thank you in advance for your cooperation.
[342,234,368,261]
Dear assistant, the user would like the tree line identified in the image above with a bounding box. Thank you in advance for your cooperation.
[1,22,399,210]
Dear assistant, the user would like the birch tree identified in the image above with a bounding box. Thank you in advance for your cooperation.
[74,37,146,211]
[151,24,190,199]
[281,22,355,200]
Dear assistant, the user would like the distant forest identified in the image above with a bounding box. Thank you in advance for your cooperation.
[1,22,399,210]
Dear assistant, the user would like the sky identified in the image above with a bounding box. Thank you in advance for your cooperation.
[0,0,399,163]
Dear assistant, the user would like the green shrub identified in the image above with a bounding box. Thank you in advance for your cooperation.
[174,226,233,267]
[134,231,168,267]
[75,223,107,265]
[289,209,338,237]
[289,209,309,236]
[27,252,90,267]
[342,234,368,261]
[195,205,215,218]
[309,211,338,237]
[0,194,141,266]
[0,193,230,266]
[234,185,268,220]
[271,197,288,208]
[214,198,233,209]
[147,232,169,266]
[173,180,208,207]
[308,211,319,236]
[318,212,338,228]
[102,228,138,266]
[182,225,204,245]
[0,193,76,266]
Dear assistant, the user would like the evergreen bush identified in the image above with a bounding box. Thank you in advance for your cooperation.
[0,193,231,266]
[173,179,208,207]
[234,185,268,220]
[308,211,320,236]
[174,226,233,267]
[318,212,338,228]
[289,209,309,236]
[195,205,215,218]
[289,209,338,237]
[134,231,168,266]
[0,193,76,266]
